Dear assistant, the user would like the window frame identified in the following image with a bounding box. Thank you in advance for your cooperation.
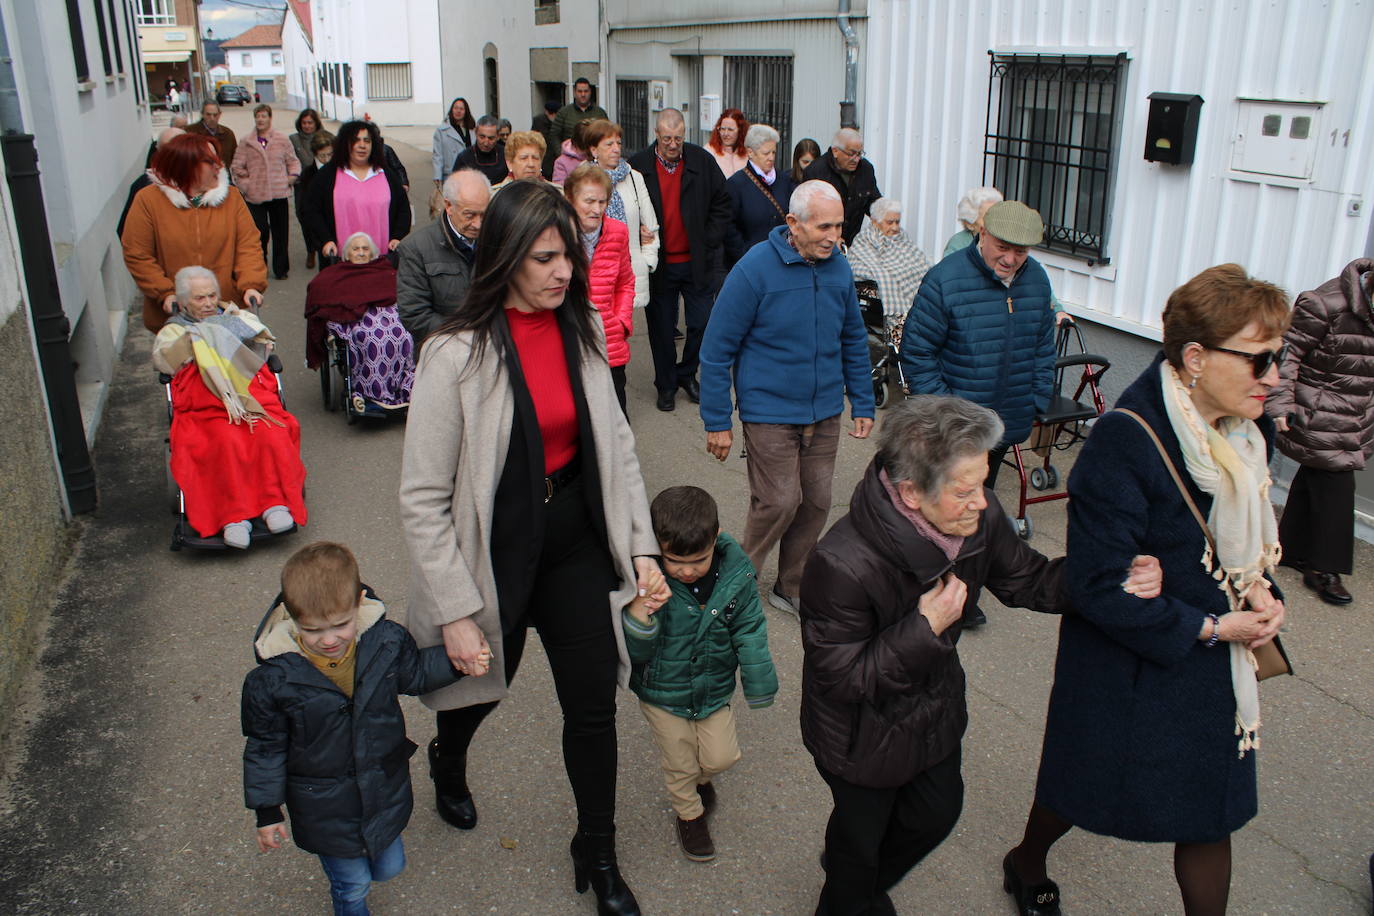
[66,0,92,84]
[982,51,1127,264]
[135,0,174,26]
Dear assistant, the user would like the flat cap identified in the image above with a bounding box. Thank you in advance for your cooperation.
[983,201,1044,246]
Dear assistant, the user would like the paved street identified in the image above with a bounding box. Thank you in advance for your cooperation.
[0,107,1370,915]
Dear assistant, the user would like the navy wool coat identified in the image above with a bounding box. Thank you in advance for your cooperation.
[1034,356,1276,843]
[898,242,1055,444]
[724,166,795,266]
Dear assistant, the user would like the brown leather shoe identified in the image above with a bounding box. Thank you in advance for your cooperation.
[1303,570,1353,605]
[306,251,316,269]
[697,782,717,817]
[676,814,715,861]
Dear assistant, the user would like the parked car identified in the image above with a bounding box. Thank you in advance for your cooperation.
[216,85,252,106]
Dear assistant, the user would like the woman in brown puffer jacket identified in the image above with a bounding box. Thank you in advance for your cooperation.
[799,395,1160,916]
[1268,258,1374,605]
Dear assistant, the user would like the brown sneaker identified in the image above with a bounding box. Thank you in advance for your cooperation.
[697,782,718,818]
[676,814,716,861]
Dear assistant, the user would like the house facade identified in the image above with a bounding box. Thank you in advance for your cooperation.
[603,0,868,155]
[305,0,442,125]
[135,0,207,108]
[862,0,1374,533]
[220,22,285,104]
[281,0,315,111]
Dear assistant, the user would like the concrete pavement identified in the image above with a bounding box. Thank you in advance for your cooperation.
[1,106,1371,915]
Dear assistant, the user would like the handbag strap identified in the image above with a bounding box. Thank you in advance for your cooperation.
[1114,408,1218,554]
[743,164,788,221]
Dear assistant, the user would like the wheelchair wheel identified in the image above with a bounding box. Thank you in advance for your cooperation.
[873,378,891,409]
[318,363,332,410]
[1014,516,1032,540]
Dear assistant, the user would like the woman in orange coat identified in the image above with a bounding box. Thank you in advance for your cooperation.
[122,133,267,332]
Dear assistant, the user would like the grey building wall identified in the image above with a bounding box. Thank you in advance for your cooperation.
[0,308,71,736]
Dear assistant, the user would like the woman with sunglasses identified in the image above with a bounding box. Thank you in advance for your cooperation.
[1267,258,1374,605]
[1003,264,1291,916]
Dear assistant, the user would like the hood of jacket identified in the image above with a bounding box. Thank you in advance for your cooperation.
[150,167,230,209]
[253,590,387,663]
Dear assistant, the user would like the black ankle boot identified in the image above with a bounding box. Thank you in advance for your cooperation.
[570,830,640,915]
[427,738,477,830]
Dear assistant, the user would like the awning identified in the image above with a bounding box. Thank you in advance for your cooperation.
[142,50,192,63]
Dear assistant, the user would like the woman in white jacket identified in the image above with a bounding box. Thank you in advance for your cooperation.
[583,119,659,307]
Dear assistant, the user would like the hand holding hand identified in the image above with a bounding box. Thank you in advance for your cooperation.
[919,573,967,636]
[1121,555,1163,599]
[706,430,733,462]
[640,225,656,246]
[850,417,874,439]
[256,823,288,852]
[441,617,492,677]
[1238,580,1286,648]
[633,556,670,606]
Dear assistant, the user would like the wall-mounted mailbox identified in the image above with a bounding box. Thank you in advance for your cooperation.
[1144,92,1204,165]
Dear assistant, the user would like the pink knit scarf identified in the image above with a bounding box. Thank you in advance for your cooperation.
[878,468,965,563]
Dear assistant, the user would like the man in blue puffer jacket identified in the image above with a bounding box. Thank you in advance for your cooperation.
[700,180,875,615]
[899,200,1056,487]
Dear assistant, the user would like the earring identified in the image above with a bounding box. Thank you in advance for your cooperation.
[1188,374,1199,389]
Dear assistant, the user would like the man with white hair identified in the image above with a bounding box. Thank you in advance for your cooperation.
[699,179,875,614]
[396,168,492,347]
[804,127,882,245]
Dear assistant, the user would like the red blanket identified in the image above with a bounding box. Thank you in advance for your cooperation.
[170,363,308,537]
[304,257,398,368]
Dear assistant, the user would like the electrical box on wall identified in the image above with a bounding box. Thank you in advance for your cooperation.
[1144,92,1203,165]
[699,94,721,132]
[1231,99,1322,180]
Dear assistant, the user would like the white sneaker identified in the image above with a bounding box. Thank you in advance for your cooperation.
[222,521,252,549]
[262,505,295,533]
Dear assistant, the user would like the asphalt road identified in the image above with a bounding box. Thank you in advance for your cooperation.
[0,107,1370,915]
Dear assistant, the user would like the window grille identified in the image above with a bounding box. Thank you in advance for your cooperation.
[367,63,412,101]
[136,0,173,26]
[983,52,1126,261]
[484,57,499,116]
[723,55,793,157]
[616,80,648,153]
[65,0,91,82]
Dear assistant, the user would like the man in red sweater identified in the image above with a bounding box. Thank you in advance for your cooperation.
[628,109,733,412]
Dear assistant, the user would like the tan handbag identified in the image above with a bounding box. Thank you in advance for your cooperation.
[1115,409,1293,679]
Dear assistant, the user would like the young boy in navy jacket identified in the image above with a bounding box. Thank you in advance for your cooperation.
[242,541,464,915]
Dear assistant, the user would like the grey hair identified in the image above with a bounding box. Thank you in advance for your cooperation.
[173,265,219,303]
[878,396,1004,496]
[443,167,492,203]
[655,107,685,130]
[476,114,501,129]
[744,123,780,150]
[832,127,863,148]
[497,118,512,131]
[956,186,1003,226]
[789,179,842,221]
[342,231,379,259]
[869,197,901,222]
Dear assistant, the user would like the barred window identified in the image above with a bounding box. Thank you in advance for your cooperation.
[136,0,173,26]
[367,63,411,101]
[983,53,1126,262]
[617,80,648,153]
[724,55,793,156]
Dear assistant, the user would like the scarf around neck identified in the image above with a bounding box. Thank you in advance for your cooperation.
[878,468,965,563]
[1159,361,1280,756]
[604,160,631,222]
[748,160,776,185]
[167,309,281,427]
[847,221,934,322]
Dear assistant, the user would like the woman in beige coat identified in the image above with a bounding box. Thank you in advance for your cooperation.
[399,181,668,916]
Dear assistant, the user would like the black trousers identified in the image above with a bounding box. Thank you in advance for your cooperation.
[435,474,621,833]
[815,748,964,916]
[1279,464,1355,574]
[610,364,628,418]
[293,183,321,255]
[985,444,1011,489]
[645,260,715,395]
[247,197,291,278]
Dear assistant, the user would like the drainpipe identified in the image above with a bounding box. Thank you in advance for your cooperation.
[836,0,860,128]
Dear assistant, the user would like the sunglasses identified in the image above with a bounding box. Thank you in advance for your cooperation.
[1208,343,1289,378]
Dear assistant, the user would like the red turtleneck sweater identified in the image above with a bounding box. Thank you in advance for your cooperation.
[506,307,579,474]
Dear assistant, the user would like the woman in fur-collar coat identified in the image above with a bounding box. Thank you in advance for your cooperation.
[122,133,268,332]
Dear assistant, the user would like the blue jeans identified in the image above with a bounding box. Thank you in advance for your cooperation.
[317,836,405,916]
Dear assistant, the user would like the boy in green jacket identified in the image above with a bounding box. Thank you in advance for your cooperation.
[624,486,779,862]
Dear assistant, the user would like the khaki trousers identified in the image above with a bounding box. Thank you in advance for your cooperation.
[638,701,741,820]
[741,415,842,599]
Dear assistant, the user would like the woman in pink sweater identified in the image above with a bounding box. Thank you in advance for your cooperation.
[564,162,635,414]
[230,105,301,279]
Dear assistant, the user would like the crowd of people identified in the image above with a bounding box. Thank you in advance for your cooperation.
[116,91,1374,916]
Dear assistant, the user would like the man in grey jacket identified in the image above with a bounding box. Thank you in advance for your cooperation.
[397,168,491,348]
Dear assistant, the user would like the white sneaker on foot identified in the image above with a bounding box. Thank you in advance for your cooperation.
[222,521,252,549]
[262,505,295,533]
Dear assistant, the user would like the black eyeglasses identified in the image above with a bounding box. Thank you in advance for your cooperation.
[1208,343,1289,378]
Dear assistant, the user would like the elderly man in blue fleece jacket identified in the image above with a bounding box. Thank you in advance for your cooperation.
[699,180,875,615]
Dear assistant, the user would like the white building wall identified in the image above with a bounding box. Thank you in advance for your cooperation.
[4,0,148,440]
[312,0,442,125]
[864,0,1374,338]
[229,46,284,78]
[281,12,314,111]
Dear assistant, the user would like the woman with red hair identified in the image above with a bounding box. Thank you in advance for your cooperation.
[707,108,749,178]
[122,133,267,332]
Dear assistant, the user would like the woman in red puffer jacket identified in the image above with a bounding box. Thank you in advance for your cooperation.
[565,162,636,413]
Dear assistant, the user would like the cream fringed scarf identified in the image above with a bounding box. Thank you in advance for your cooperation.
[1159,362,1281,757]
